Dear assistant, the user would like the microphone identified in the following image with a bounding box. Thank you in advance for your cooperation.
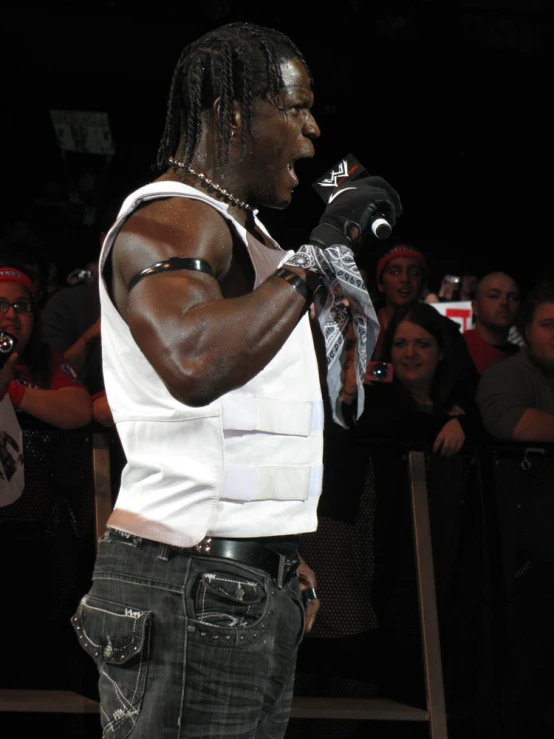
[312,153,392,239]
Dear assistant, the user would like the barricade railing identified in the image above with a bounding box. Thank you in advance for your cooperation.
[0,417,112,724]
[1,418,553,739]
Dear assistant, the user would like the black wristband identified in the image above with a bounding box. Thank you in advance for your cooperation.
[273,267,312,305]
[302,587,319,605]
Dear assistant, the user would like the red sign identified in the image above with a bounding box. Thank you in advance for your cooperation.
[430,301,473,333]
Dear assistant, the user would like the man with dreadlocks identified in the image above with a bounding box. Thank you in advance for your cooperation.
[72,22,401,738]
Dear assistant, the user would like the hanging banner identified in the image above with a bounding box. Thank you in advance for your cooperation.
[50,110,115,155]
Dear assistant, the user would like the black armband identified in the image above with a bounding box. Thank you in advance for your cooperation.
[128,257,214,292]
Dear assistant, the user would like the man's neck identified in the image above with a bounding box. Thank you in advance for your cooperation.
[475,322,510,347]
[384,302,398,323]
[527,350,554,379]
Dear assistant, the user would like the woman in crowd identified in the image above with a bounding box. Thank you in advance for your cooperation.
[350,302,486,701]
[0,266,91,428]
[354,301,481,452]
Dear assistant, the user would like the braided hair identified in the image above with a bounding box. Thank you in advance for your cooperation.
[157,22,312,173]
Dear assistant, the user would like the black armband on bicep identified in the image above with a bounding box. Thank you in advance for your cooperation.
[128,257,214,292]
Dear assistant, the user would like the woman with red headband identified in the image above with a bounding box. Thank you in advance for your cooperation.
[0,267,92,428]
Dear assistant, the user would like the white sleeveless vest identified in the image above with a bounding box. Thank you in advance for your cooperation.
[99,181,324,548]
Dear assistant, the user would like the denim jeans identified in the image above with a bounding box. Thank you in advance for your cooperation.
[72,529,305,738]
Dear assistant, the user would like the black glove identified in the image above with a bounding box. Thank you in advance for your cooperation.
[309,176,402,253]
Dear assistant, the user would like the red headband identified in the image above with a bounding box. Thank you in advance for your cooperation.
[376,246,427,282]
[0,267,35,299]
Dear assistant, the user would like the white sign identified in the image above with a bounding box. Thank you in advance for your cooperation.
[50,110,115,155]
[430,301,473,333]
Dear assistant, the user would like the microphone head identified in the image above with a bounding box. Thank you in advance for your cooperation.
[371,217,392,240]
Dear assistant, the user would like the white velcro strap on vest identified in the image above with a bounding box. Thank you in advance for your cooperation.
[221,396,323,437]
[221,463,323,502]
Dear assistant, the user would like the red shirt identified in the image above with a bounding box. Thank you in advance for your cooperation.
[12,349,85,390]
[463,329,519,375]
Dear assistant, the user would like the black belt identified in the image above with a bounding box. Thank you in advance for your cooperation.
[187,537,300,583]
[108,529,299,583]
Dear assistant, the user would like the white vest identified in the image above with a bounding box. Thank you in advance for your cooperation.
[99,182,324,548]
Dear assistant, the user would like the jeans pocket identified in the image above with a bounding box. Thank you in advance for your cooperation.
[71,594,152,739]
[194,570,267,628]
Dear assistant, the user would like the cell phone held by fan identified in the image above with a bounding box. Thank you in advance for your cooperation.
[0,330,18,369]
[364,361,393,384]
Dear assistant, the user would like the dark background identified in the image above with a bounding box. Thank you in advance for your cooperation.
[3,0,552,294]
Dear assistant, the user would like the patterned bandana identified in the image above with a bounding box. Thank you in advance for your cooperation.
[283,244,380,428]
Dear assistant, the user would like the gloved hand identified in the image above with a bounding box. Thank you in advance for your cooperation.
[309,176,402,253]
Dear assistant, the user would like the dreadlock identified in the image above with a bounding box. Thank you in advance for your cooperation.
[157,22,312,173]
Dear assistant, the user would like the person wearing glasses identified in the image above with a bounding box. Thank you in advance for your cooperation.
[0,266,92,428]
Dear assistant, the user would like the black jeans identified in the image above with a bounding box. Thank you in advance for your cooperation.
[73,530,305,738]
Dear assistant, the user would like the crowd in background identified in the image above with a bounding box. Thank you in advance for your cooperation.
[4,164,553,449]
[2,161,554,734]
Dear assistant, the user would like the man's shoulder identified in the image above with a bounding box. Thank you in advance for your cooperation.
[479,350,528,384]
[112,188,235,279]
[43,284,88,314]
[121,190,229,239]
[463,329,480,345]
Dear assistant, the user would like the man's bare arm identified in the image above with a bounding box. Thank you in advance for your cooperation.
[111,197,316,407]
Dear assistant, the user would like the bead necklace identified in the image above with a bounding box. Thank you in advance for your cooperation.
[168,157,253,213]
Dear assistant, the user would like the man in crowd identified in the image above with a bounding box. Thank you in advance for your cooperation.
[477,280,554,442]
[464,271,520,375]
[72,22,401,739]
[372,243,427,360]
[477,279,554,681]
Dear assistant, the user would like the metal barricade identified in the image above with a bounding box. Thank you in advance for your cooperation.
[2,419,553,738]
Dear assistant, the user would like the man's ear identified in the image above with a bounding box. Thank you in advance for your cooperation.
[471,299,478,319]
[377,283,384,294]
[212,98,242,138]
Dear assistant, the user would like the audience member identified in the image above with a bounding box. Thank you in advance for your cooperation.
[0,240,52,307]
[0,266,91,429]
[365,244,478,402]
[41,280,102,396]
[41,208,116,423]
[477,280,554,442]
[356,301,482,451]
[464,271,521,374]
[425,271,477,304]
[346,302,485,704]
[372,243,427,360]
[65,260,99,287]
[460,272,478,302]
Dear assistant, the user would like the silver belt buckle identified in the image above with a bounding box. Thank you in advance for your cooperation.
[194,537,212,554]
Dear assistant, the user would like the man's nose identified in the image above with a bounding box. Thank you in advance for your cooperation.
[304,112,321,140]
